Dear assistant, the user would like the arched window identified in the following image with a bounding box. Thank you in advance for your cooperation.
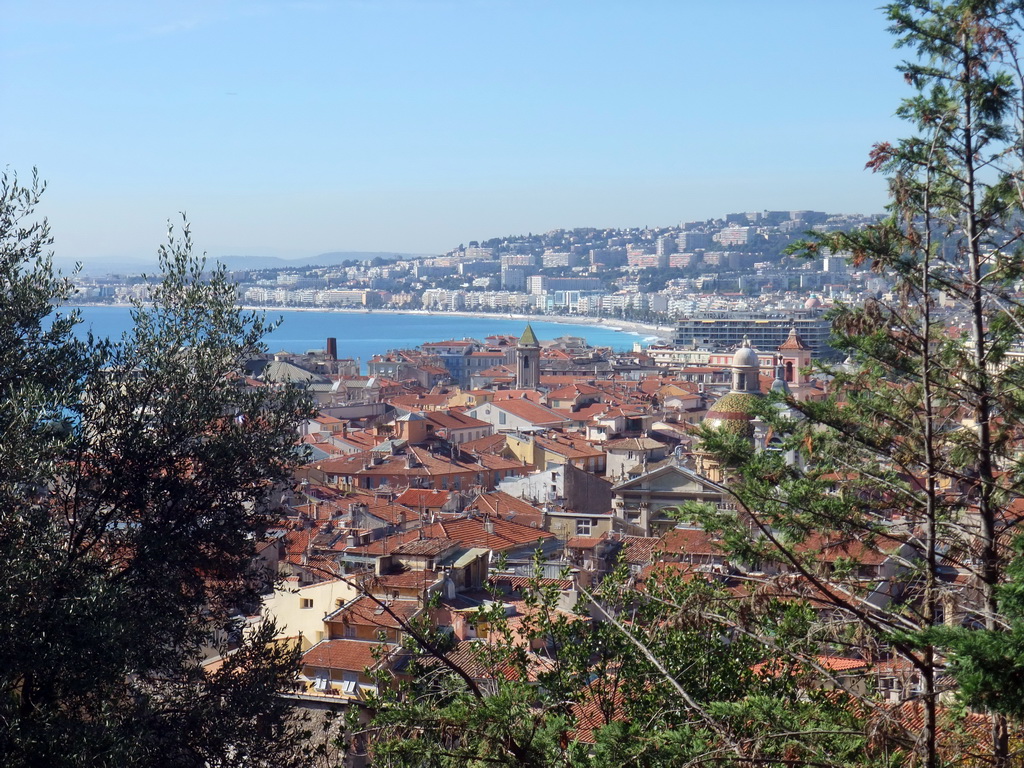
[785,361,794,382]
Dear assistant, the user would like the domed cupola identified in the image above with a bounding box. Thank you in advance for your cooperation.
[703,337,764,439]
[730,336,761,394]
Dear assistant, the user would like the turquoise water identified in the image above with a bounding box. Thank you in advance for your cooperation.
[72,306,648,370]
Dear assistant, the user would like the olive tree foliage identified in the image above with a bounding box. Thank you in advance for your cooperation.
[0,170,315,767]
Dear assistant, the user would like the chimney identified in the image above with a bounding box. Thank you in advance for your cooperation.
[483,518,495,535]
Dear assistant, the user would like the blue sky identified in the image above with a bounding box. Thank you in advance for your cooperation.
[3,1,908,265]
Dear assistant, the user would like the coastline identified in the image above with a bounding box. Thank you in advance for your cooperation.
[75,302,674,343]
[238,306,675,342]
[71,303,675,344]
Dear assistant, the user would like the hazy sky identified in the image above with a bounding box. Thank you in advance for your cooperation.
[3,1,909,265]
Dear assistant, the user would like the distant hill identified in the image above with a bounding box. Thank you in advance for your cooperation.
[216,251,433,271]
[60,251,435,276]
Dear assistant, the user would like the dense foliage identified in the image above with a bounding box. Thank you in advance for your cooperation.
[0,172,314,767]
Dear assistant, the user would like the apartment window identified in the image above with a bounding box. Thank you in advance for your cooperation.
[576,518,592,536]
[499,412,506,425]
[345,624,356,638]
[300,598,314,609]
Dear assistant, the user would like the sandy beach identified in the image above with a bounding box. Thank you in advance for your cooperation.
[234,305,675,343]
[78,301,676,345]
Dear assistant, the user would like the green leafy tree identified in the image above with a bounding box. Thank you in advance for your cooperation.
[693,3,1024,766]
[362,553,873,767]
[0,173,314,767]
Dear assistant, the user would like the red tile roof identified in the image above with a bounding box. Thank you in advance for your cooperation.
[488,400,570,427]
[658,527,724,557]
[302,638,401,672]
[394,488,451,510]
[461,433,509,453]
[566,536,604,550]
[391,537,459,557]
[470,491,544,526]
[329,595,422,630]
[621,535,659,565]
[426,515,553,551]
[363,569,440,590]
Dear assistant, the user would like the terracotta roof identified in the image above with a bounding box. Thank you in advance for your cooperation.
[424,410,490,430]
[621,535,659,565]
[532,433,604,460]
[461,433,508,454]
[489,574,573,592]
[394,488,451,510]
[658,527,724,557]
[490,389,543,403]
[345,528,425,557]
[312,445,493,481]
[386,394,451,411]
[546,383,603,400]
[486,400,570,427]
[792,532,890,566]
[391,537,459,557]
[302,638,400,672]
[329,595,422,630]
[468,351,507,358]
[566,536,604,549]
[778,327,810,351]
[422,640,553,683]
[570,677,627,744]
[475,452,528,472]
[554,402,613,423]
[425,515,553,551]
[471,491,544,526]
[364,569,440,590]
[752,655,869,678]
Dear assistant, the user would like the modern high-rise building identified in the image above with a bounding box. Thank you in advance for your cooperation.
[673,311,834,358]
[676,231,712,250]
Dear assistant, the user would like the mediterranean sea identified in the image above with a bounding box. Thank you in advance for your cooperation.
[72,306,651,372]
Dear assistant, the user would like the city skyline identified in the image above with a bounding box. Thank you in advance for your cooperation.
[4,1,907,267]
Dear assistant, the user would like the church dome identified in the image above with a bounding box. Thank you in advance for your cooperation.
[703,392,762,438]
[804,295,822,309]
[732,343,759,369]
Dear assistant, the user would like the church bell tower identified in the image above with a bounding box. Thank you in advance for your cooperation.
[515,323,540,389]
